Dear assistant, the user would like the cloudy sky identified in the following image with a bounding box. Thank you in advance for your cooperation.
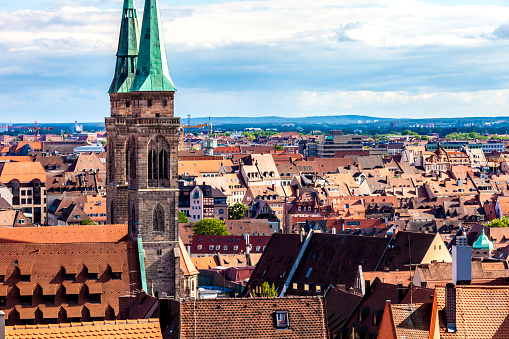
[2,0,509,122]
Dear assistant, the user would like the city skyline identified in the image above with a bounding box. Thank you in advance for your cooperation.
[3,0,509,122]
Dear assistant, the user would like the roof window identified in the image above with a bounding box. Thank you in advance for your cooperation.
[275,311,290,329]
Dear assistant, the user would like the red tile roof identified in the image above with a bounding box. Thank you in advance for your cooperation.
[0,224,128,244]
[180,297,327,339]
[5,318,162,338]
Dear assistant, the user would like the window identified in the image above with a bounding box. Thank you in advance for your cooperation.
[21,275,30,282]
[67,294,78,305]
[43,295,55,305]
[20,296,32,306]
[153,205,165,232]
[66,273,76,281]
[292,282,298,289]
[209,245,214,250]
[275,311,289,329]
[0,275,4,283]
[89,293,101,304]
[316,285,321,293]
[304,284,310,291]
[0,296,6,307]
[197,245,202,250]
[233,245,238,250]
[256,246,260,251]
[112,272,122,280]
[223,245,228,250]
[157,249,163,256]
[147,99,152,106]
[215,245,220,250]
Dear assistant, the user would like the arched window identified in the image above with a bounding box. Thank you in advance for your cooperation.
[147,135,170,187]
[11,180,20,205]
[153,205,164,232]
[159,149,168,179]
[148,149,156,180]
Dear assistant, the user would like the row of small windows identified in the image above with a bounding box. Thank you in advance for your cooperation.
[196,245,266,251]
[123,99,168,108]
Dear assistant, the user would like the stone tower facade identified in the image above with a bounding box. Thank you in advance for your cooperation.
[106,0,180,298]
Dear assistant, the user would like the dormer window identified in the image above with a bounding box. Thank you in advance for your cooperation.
[275,311,289,329]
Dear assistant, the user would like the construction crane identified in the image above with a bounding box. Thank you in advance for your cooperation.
[9,121,54,140]
[179,123,208,151]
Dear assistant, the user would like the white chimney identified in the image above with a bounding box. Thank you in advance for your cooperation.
[452,234,472,284]
[186,245,191,256]
[401,186,405,195]
[332,227,336,234]
[0,310,4,339]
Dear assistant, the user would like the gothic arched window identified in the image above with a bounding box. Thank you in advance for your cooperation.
[147,135,170,187]
[153,205,164,232]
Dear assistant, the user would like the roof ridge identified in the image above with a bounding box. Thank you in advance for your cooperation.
[7,318,159,330]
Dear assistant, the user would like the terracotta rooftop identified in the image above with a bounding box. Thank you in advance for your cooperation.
[180,297,327,339]
[5,318,162,338]
[436,285,509,338]
[0,224,128,244]
[0,161,46,183]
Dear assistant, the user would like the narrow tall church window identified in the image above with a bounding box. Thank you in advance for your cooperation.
[159,150,168,179]
[153,205,164,232]
[148,149,155,180]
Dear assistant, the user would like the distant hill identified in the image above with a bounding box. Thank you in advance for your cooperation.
[184,115,395,125]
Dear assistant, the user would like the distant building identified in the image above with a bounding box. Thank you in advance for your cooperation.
[315,131,363,158]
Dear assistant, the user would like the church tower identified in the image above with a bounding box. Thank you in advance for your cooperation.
[107,0,181,297]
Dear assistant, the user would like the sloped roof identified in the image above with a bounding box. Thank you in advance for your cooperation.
[179,238,198,276]
[436,286,509,338]
[0,224,128,244]
[180,297,327,339]
[0,161,46,183]
[390,303,432,339]
[6,319,162,339]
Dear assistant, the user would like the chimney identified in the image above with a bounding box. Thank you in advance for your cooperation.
[0,310,4,339]
[445,283,457,333]
[393,186,396,195]
[397,283,404,302]
[186,245,191,256]
[401,186,405,196]
[452,234,471,284]
[364,280,371,297]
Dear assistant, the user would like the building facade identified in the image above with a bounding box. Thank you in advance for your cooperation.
[106,0,180,298]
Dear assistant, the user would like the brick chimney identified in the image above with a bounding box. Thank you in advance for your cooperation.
[445,283,457,333]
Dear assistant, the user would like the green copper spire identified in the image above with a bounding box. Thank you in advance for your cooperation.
[472,230,494,250]
[109,0,140,93]
[130,0,176,92]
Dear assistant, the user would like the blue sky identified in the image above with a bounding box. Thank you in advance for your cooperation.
[2,0,509,122]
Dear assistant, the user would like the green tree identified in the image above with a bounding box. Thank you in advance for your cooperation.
[485,217,509,227]
[421,135,429,140]
[178,211,189,223]
[228,202,248,220]
[101,138,107,146]
[192,218,229,235]
[253,282,278,297]
[81,218,98,225]
[275,145,285,151]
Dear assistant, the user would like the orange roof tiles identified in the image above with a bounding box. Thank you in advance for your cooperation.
[436,285,509,338]
[5,319,162,339]
[180,297,327,339]
[0,156,33,162]
[0,224,128,244]
[0,161,46,183]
